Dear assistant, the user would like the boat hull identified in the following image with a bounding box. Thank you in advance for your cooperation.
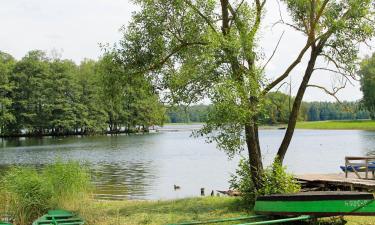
[254,192,375,216]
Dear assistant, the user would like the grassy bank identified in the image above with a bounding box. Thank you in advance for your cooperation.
[296,120,375,130]
[77,197,375,225]
[82,197,247,225]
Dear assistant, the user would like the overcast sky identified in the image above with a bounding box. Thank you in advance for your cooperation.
[1,0,373,102]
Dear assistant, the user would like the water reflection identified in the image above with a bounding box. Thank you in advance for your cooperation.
[92,162,157,200]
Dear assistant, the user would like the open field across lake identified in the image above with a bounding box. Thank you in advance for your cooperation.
[164,120,375,131]
[296,120,375,130]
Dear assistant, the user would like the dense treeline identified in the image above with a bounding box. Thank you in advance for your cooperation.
[0,50,165,137]
[165,105,211,123]
[165,92,371,124]
[304,102,370,121]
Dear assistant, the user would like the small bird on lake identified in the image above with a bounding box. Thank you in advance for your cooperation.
[174,184,181,190]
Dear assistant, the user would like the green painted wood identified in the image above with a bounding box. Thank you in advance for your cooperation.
[32,210,84,225]
[254,199,375,216]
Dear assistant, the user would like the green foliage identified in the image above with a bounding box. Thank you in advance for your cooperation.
[118,0,375,172]
[360,53,375,119]
[0,161,92,225]
[115,0,269,158]
[166,105,210,123]
[165,98,369,125]
[283,0,375,79]
[305,101,370,121]
[43,161,92,206]
[97,52,165,132]
[0,50,165,137]
[230,158,300,205]
[259,159,301,196]
[1,168,52,225]
[0,51,15,135]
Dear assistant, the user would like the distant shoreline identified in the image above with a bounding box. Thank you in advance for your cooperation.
[1,120,374,139]
[165,120,375,131]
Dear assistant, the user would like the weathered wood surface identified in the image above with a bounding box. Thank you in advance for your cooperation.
[296,173,375,191]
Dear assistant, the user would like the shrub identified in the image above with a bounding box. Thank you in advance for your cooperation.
[43,160,92,209]
[0,161,92,225]
[259,158,301,196]
[2,167,53,225]
[229,157,300,206]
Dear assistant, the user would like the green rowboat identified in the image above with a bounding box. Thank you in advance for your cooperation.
[32,210,84,225]
[254,191,375,216]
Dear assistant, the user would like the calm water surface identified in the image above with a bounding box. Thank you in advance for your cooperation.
[0,125,374,200]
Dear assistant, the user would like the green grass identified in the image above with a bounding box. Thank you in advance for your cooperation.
[77,197,375,225]
[0,161,92,225]
[82,197,249,225]
[296,120,375,130]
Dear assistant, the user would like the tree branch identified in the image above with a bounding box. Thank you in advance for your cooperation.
[313,67,357,85]
[261,31,285,72]
[145,41,207,72]
[183,0,218,34]
[220,0,230,35]
[307,81,347,103]
[262,41,312,95]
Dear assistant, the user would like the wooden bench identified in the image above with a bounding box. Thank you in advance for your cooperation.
[344,156,375,179]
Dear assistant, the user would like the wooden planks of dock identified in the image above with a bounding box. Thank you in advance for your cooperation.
[296,173,375,192]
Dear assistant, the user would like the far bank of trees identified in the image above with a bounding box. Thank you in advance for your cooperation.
[166,92,371,124]
[0,50,165,137]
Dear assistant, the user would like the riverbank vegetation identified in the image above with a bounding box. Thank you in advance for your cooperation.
[1,161,374,225]
[0,51,165,137]
[230,158,300,204]
[0,161,92,225]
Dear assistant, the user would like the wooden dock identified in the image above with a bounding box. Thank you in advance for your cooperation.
[296,173,375,192]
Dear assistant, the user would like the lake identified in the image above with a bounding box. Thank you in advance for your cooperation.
[0,125,374,200]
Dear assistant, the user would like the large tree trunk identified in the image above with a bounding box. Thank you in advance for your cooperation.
[245,121,263,190]
[276,46,320,163]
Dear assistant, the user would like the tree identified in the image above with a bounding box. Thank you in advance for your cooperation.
[75,59,108,133]
[97,53,129,132]
[0,52,15,135]
[261,92,291,124]
[98,52,165,132]
[116,0,374,189]
[360,53,375,119]
[277,0,375,162]
[46,59,80,134]
[10,50,51,135]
